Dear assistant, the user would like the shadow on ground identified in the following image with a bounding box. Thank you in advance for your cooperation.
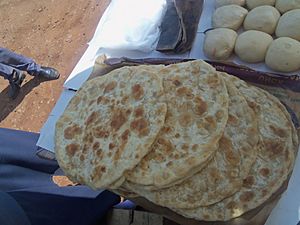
[0,77,47,122]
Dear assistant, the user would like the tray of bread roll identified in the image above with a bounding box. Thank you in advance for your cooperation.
[191,0,300,75]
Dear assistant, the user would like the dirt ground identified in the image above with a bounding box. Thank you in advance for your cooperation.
[0,0,110,132]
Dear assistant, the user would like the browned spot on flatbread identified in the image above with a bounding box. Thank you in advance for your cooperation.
[64,125,82,139]
[83,133,93,144]
[157,138,173,155]
[185,157,197,166]
[132,84,144,100]
[201,116,217,132]
[173,79,181,86]
[97,96,103,104]
[239,191,255,202]
[94,127,109,138]
[140,156,150,169]
[228,114,238,125]
[154,153,166,162]
[248,101,257,109]
[113,146,127,163]
[96,149,104,159]
[209,168,222,181]
[80,155,85,162]
[121,96,129,104]
[93,142,100,151]
[265,140,284,156]
[216,110,224,120]
[176,87,193,98]
[207,74,220,88]
[134,107,144,118]
[194,96,207,115]
[192,144,198,151]
[269,125,288,138]
[226,201,237,210]
[182,143,189,151]
[220,137,239,165]
[162,126,171,133]
[82,144,88,154]
[109,143,115,150]
[259,168,270,177]
[174,154,180,160]
[91,165,105,181]
[125,109,131,115]
[111,109,128,131]
[190,62,200,74]
[104,81,117,93]
[262,189,269,197]
[114,130,130,162]
[97,96,110,105]
[130,118,149,137]
[86,112,99,126]
[179,113,193,127]
[243,176,255,187]
[166,161,173,167]
[120,130,130,144]
[66,143,80,157]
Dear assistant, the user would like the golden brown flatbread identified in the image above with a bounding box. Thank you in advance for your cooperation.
[173,73,297,221]
[126,60,229,189]
[124,77,259,208]
[55,66,167,189]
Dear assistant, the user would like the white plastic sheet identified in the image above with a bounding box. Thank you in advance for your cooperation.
[89,0,167,52]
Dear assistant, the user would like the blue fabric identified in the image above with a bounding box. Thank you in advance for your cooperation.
[0,191,31,225]
[10,191,120,225]
[0,128,58,174]
[114,200,136,209]
[0,62,15,80]
[0,47,41,80]
[0,128,121,225]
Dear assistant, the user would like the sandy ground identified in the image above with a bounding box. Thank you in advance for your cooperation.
[0,0,110,132]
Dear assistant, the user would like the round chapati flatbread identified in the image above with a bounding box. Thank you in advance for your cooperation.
[55,66,167,189]
[124,78,259,208]
[125,60,229,189]
[173,73,297,221]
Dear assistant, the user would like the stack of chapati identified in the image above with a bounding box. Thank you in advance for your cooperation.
[55,60,298,222]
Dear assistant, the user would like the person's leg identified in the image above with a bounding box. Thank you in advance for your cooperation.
[0,62,16,80]
[0,47,59,79]
[0,47,40,75]
[0,191,31,225]
[0,63,26,99]
[10,190,120,225]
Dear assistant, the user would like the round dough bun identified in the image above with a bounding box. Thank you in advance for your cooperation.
[265,37,300,72]
[212,5,248,30]
[235,30,273,63]
[276,9,300,41]
[215,0,245,8]
[275,0,300,14]
[246,0,275,10]
[204,28,238,60]
[244,6,280,34]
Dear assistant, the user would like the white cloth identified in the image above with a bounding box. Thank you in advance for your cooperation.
[89,0,167,52]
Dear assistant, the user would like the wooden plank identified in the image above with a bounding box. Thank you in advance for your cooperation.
[106,209,183,225]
